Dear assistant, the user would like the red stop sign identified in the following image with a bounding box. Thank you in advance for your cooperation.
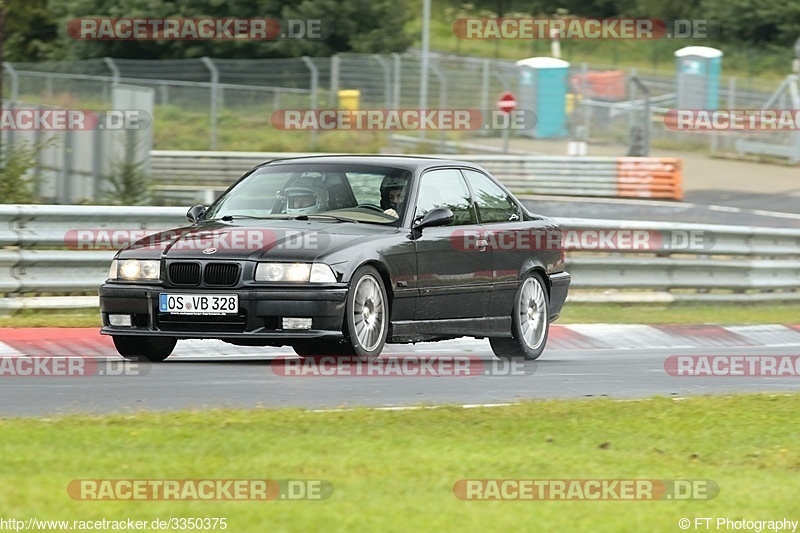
[498,91,517,113]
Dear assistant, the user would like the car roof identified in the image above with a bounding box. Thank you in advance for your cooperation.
[256,154,485,173]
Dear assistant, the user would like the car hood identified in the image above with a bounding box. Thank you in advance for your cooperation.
[119,220,399,262]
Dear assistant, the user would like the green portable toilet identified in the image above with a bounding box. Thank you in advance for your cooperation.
[516,57,570,138]
[675,46,723,109]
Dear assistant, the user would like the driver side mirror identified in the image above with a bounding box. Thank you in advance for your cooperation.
[413,207,454,230]
[186,204,206,223]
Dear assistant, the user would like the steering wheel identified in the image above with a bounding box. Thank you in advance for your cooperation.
[356,203,385,213]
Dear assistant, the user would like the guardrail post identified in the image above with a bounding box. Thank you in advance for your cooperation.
[201,57,219,150]
[301,56,319,149]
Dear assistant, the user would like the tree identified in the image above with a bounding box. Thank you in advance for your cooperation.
[3,0,59,62]
[48,0,413,60]
[700,0,800,47]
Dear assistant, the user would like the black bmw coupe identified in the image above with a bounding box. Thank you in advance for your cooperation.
[100,155,570,362]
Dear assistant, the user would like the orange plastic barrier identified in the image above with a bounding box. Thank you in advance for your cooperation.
[615,158,683,200]
[571,70,627,101]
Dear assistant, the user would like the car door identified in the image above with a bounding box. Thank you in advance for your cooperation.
[412,168,491,321]
[461,169,542,319]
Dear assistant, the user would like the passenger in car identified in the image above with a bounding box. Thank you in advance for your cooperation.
[380,175,408,218]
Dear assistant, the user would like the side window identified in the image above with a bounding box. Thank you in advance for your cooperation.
[462,169,521,224]
[415,169,476,226]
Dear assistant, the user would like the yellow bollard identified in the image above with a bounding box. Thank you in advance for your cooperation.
[337,90,361,111]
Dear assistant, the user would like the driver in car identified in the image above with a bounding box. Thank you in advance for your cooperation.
[380,176,407,218]
[284,176,329,216]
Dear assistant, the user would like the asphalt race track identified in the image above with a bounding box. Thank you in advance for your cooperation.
[520,195,800,228]
[1,194,798,418]
[1,326,799,417]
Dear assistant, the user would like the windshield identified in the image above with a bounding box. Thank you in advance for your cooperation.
[204,163,413,224]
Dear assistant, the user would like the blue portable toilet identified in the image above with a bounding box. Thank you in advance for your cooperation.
[675,46,723,109]
[516,57,570,138]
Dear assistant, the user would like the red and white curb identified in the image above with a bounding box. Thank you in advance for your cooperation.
[1,325,799,358]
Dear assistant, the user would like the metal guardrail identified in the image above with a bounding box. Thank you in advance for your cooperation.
[0,206,798,308]
[150,150,684,204]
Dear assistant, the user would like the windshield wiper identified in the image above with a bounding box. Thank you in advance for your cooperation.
[212,215,291,222]
[293,214,360,224]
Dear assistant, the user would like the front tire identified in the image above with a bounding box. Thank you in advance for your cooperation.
[112,336,177,362]
[342,265,388,362]
[490,273,549,360]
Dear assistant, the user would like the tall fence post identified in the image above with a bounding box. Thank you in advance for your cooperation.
[629,75,650,156]
[3,62,18,102]
[419,6,431,140]
[201,57,219,151]
[480,59,490,137]
[60,129,73,204]
[391,53,401,109]
[330,55,340,107]
[373,55,391,108]
[580,63,590,141]
[301,57,318,149]
[103,57,119,104]
[430,63,447,152]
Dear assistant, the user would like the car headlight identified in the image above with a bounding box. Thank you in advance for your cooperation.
[112,259,161,281]
[255,263,336,283]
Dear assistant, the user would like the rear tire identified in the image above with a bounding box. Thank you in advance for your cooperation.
[112,336,177,362]
[489,273,549,361]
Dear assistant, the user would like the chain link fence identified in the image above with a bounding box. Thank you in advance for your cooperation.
[3,51,798,159]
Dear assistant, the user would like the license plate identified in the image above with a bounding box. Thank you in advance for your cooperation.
[159,293,239,315]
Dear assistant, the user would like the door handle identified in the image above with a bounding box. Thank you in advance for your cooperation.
[476,238,488,252]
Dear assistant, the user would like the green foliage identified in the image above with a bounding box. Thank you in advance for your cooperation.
[0,141,43,204]
[105,132,151,205]
[3,0,60,62]
[46,0,413,60]
[700,0,800,47]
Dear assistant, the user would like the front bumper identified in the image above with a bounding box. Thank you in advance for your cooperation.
[99,283,348,341]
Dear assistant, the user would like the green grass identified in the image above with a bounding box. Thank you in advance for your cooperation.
[1,395,799,530]
[2,302,798,328]
[558,302,800,325]
[0,308,103,328]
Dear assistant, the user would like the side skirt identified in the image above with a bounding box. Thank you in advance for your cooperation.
[389,316,512,343]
